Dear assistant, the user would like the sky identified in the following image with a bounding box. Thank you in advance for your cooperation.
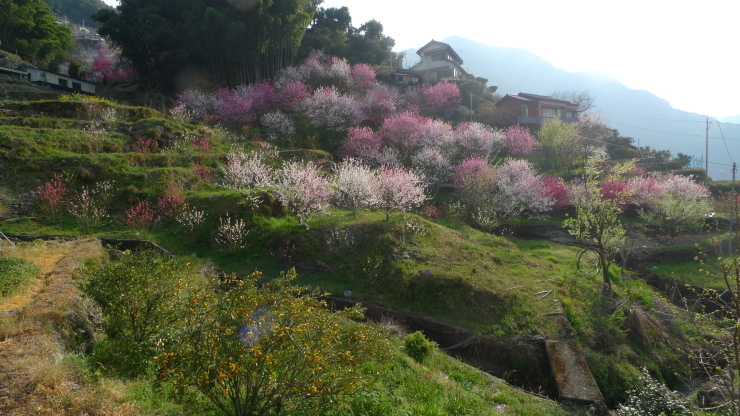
[100,0,738,119]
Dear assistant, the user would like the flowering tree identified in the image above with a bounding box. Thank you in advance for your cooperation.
[35,174,67,221]
[123,200,158,234]
[274,161,333,226]
[332,158,377,218]
[221,151,275,191]
[378,111,427,157]
[350,63,377,90]
[260,111,296,143]
[373,167,427,220]
[175,204,206,233]
[630,173,712,237]
[407,82,462,116]
[215,83,279,126]
[67,181,113,231]
[504,125,538,156]
[277,81,309,110]
[454,121,504,159]
[174,89,221,119]
[156,271,391,416]
[360,84,400,124]
[542,175,569,209]
[157,182,186,220]
[565,158,635,292]
[299,86,362,132]
[214,214,251,251]
[411,147,454,195]
[339,127,383,165]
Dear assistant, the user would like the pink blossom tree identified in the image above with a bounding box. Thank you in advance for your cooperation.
[542,175,569,209]
[332,158,378,218]
[360,84,400,124]
[274,161,333,227]
[378,111,427,157]
[504,125,538,156]
[123,200,158,234]
[339,127,383,165]
[406,82,462,116]
[157,182,186,220]
[411,147,453,195]
[35,174,67,221]
[350,63,377,91]
[277,81,309,110]
[373,167,427,220]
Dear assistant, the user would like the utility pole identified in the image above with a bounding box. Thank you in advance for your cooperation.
[470,93,473,121]
[705,118,710,185]
[730,162,737,255]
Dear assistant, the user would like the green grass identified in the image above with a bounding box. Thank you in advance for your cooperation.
[0,257,38,297]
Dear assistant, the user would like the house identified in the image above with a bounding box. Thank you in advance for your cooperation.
[410,40,474,84]
[495,93,578,127]
[18,64,96,95]
[0,66,31,81]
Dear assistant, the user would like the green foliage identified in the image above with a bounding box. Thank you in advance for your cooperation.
[156,270,393,416]
[403,331,434,363]
[536,118,580,171]
[40,0,108,28]
[80,250,196,373]
[94,0,319,90]
[0,0,72,67]
[0,257,38,297]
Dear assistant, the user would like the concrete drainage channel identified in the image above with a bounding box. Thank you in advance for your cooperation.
[5,235,609,413]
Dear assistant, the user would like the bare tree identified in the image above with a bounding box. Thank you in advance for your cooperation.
[550,90,596,116]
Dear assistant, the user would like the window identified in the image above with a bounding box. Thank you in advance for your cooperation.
[543,108,557,118]
[72,82,81,91]
[521,106,529,117]
[432,52,445,61]
[58,78,68,87]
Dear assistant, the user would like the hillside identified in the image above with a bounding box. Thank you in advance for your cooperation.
[42,0,109,28]
[0,55,734,413]
[406,36,740,179]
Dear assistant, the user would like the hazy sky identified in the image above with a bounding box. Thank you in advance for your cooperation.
[100,0,737,119]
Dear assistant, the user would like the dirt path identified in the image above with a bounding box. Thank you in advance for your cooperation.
[0,238,140,415]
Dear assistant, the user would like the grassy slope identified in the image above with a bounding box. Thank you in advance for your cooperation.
[0,97,722,410]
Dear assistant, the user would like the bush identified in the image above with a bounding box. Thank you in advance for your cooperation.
[156,270,392,416]
[80,250,196,374]
[0,258,38,298]
[617,367,693,416]
[404,331,434,363]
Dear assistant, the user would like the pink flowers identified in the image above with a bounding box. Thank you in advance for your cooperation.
[35,174,67,221]
[504,125,538,156]
[374,167,427,220]
[123,200,158,233]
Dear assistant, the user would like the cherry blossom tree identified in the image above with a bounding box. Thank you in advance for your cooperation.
[373,166,427,220]
[504,125,538,156]
[274,161,333,227]
[332,158,377,217]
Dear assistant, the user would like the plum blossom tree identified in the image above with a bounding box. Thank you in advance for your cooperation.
[504,125,538,156]
[299,86,362,132]
[277,81,310,110]
[67,181,113,231]
[373,167,427,220]
[350,63,376,90]
[406,82,462,116]
[221,151,275,191]
[332,158,377,217]
[378,111,427,156]
[360,84,401,124]
[260,111,296,143]
[419,119,455,153]
[174,89,221,120]
[339,127,383,165]
[630,173,712,237]
[411,147,454,195]
[35,174,67,222]
[542,175,569,209]
[274,161,333,227]
[454,121,504,159]
[216,82,279,126]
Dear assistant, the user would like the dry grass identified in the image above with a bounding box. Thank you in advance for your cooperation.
[0,238,146,415]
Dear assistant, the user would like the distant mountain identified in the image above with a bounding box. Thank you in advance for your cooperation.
[42,0,109,29]
[404,36,739,178]
[721,115,740,124]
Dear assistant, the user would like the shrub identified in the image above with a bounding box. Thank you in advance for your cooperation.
[404,331,434,363]
[80,251,195,373]
[156,271,392,416]
[617,367,693,416]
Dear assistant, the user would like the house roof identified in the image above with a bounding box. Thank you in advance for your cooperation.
[18,64,94,85]
[415,39,463,64]
[499,93,577,107]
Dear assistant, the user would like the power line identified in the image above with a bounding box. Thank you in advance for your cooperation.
[610,122,740,142]
[716,119,735,164]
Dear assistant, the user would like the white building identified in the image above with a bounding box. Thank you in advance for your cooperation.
[18,64,96,95]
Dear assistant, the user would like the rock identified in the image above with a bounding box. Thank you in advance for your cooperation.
[64,296,102,355]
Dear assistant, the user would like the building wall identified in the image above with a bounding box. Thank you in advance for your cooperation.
[27,68,95,94]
